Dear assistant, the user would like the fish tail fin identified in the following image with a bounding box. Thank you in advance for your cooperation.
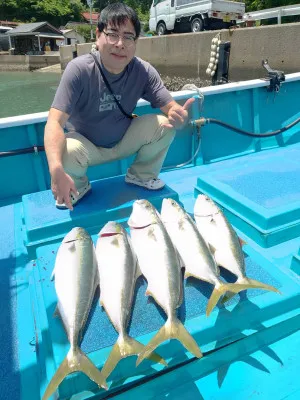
[42,347,107,400]
[220,290,237,305]
[136,317,202,367]
[221,277,281,305]
[102,335,167,380]
[243,278,281,294]
[206,282,259,316]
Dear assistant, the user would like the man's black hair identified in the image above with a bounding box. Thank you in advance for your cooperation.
[98,2,141,38]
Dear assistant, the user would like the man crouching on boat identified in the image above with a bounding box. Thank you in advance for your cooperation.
[44,2,194,210]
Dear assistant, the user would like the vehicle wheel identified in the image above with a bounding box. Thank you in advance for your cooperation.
[191,18,204,33]
[156,22,167,36]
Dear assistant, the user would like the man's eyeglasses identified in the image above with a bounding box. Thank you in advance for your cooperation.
[103,31,137,48]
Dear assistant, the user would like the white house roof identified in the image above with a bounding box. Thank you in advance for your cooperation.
[0,25,13,30]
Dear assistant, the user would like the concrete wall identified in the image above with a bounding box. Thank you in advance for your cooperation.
[59,23,300,81]
[135,23,300,80]
[77,43,93,57]
[27,55,60,71]
[2,23,294,77]
[0,55,28,71]
[59,43,93,70]
[59,44,76,70]
[0,54,60,71]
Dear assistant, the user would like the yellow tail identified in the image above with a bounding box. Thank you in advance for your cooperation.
[101,334,167,381]
[221,277,281,305]
[42,347,107,400]
[206,282,256,317]
[136,317,202,367]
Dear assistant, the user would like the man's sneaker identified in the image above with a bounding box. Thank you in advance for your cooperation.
[125,172,165,190]
[56,182,92,210]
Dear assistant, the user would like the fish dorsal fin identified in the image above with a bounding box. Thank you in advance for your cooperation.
[207,242,216,255]
[111,237,119,247]
[66,241,76,252]
[239,237,246,247]
[145,286,154,298]
[50,266,56,281]
[213,250,224,269]
[135,261,142,279]
[94,267,100,288]
[178,219,185,231]
[175,249,184,268]
[184,271,193,279]
[177,281,183,308]
[53,305,60,318]
[209,216,218,224]
[147,227,157,241]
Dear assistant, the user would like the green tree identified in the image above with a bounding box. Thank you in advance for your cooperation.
[65,22,97,42]
[0,0,153,27]
[245,0,300,11]
[0,0,84,26]
[3,0,299,30]
[93,0,151,24]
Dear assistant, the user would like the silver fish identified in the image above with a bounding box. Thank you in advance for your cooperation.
[95,221,167,382]
[194,195,280,302]
[128,200,202,366]
[43,227,106,400]
[161,198,252,316]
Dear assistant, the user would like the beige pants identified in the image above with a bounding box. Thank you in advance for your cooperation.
[63,114,175,190]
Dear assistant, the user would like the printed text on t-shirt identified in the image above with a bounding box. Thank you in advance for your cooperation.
[99,92,122,112]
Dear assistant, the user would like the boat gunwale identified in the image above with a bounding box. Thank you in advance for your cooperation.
[1,72,300,129]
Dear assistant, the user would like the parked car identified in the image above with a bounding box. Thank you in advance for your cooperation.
[149,0,245,35]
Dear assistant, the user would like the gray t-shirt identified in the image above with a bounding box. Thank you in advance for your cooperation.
[51,52,173,147]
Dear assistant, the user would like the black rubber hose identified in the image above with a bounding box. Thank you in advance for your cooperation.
[206,117,300,137]
[0,146,45,158]
[1,116,299,158]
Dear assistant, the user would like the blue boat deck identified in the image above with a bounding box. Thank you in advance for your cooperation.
[112,317,300,400]
[2,76,300,399]
[2,139,300,400]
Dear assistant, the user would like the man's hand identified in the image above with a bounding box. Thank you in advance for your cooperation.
[51,167,78,211]
[161,98,195,130]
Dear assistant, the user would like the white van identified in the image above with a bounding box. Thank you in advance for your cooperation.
[149,0,245,35]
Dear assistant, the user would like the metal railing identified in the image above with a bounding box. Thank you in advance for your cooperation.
[242,3,300,24]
